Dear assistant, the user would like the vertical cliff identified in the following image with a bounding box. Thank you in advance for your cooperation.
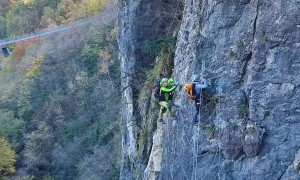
[117,0,182,178]
[118,0,300,179]
[171,0,300,179]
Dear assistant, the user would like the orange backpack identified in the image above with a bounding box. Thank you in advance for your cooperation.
[183,83,196,100]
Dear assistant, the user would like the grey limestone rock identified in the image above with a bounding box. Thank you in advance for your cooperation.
[243,122,265,157]
[118,0,300,179]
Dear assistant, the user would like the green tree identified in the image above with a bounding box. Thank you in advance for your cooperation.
[6,3,40,37]
[0,10,120,178]
[23,121,55,176]
[0,16,6,38]
[77,0,105,17]
[78,144,120,179]
[0,110,25,150]
[17,85,34,122]
[0,0,10,17]
[0,138,16,176]
[55,0,78,23]
[41,6,57,27]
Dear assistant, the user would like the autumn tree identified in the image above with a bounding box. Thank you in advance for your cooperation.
[11,38,43,65]
[0,2,119,179]
[0,138,16,176]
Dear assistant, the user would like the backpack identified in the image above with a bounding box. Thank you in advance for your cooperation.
[183,83,196,100]
[152,80,161,102]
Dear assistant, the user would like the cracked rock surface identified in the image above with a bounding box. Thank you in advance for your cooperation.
[118,0,300,179]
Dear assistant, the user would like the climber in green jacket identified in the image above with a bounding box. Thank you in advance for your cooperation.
[158,77,178,122]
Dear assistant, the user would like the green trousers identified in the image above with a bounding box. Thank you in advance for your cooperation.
[158,101,172,120]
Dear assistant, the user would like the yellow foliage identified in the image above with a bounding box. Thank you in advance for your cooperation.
[82,0,103,14]
[10,0,33,5]
[98,48,112,75]
[23,55,44,83]
[23,0,33,5]
[57,0,107,23]
[99,48,112,62]
[9,0,18,6]
[110,26,117,39]
[0,138,16,175]
[99,63,108,75]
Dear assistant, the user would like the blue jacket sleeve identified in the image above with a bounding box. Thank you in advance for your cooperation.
[193,80,208,89]
[193,80,207,94]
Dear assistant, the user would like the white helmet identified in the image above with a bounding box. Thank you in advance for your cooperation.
[191,74,199,82]
[161,78,168,82]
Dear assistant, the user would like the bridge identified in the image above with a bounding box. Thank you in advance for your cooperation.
[0,3,116,57]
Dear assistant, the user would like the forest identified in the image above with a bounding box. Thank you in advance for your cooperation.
[0,0,107,38]
[0,0,121,179]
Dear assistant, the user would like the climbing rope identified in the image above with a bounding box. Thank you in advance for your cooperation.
[200,152,217,180]
[167,105,197,179]
[194,60,227,179]
[167,104,186,179]
[192,60,206,180]
[166,115,172,180]
[197,87,223,180]
[170,117,178,180]
[163,60,225,179]
[216,86,223,180]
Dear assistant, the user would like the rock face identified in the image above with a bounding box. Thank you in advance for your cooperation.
[117,0,181,178]
[293,150,300,174]
[144,124,164,180]
[243,122,265,157]
[118,0,300,179]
